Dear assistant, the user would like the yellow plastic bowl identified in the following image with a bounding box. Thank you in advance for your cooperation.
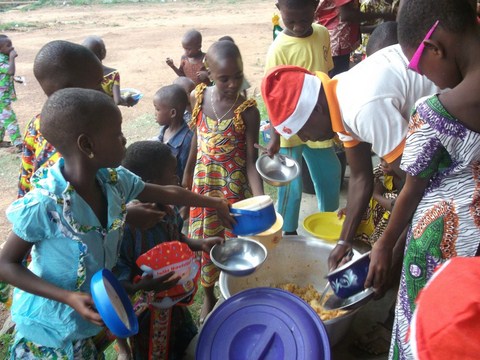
[303,212,344,242]
[247,212,283,250]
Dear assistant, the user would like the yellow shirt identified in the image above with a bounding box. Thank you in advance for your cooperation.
[265,24,334,148]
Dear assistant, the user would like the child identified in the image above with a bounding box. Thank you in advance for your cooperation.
[115,141,223,360]
[82,35,135,107]
[166,29,209,86]
[153,84,193,184]
[172,76,196,118]
[0,88,233,358]
[17,40,104,198]
[365,0,480,358]
[365,21,398,57]
[183,40,264,323]
[0,35,22,153]
[339,158,401,247]
[265,0,341,235]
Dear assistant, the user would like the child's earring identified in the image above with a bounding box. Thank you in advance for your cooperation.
[88,152,94,159]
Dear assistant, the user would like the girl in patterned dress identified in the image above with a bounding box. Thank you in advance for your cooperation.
[82,36,136,107]
[183,40,264,323]
[366,0,480,359]
[0,89,233,359]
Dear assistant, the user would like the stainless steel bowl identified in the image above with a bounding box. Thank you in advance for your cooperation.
[219,235,363,346]
[255,153,300,186]
[210,238,267,277]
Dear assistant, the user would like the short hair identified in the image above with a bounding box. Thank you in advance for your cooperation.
[172,76,196,96]
[154,84,188,114]
[33,40,102,96]
[82,35,106,61]
[182,29,202,46]
[205,40,242,69]
[122,141,174,181]
[398,0,476,50]
[218,35,235,43]
[276,0,319,9]
[366,21,398,56]
[40,88,119,155]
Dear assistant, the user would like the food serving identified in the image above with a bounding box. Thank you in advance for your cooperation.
[276,283,348,322]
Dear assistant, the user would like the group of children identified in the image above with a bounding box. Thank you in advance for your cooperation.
[0,22,263,358]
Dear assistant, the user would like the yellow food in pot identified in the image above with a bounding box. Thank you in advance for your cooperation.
[276,283,348,321]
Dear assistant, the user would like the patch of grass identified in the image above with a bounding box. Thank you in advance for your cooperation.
[0,333,12,358]
[0,22,42,31]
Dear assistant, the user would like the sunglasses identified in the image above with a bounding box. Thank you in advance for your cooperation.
[407,20,439,75]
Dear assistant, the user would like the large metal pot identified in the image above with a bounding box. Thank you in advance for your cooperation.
[219,235,360,346]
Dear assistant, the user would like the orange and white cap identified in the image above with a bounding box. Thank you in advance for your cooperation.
[410,257,480,360]
[261,65,321,139]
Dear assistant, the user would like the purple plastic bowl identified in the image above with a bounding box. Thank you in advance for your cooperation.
[196,287,331,360]
[326,251,371,299]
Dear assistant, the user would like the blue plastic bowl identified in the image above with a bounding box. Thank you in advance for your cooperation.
[230,196,276,236]
[326,251,371,299]
[91,269,139,338]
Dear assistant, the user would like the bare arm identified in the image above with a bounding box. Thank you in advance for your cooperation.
[137,183,235,229]
[8,50,17,75]
[339,2,395,24]
[243,106,264,196]
[166,57,185,77]
[0,233,103,325]
[182,126,197,190]
[328,142,374,269]
[365,173,429,291]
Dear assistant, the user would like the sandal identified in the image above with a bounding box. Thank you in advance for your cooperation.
[354,322,392,356]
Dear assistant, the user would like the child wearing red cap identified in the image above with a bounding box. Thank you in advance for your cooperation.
[265,0,341,236]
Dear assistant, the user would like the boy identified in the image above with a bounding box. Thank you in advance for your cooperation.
[153,84,193,184]
[265,0,340,236]
[0,35,21,153]
[166,29,209,85]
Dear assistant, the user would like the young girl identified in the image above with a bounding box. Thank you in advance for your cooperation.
[183,40,264,323]
[0,88,233,358]
[82,35,135,107]
[165,29,209,86]
[116,141,223,360]
[365,0,480,358]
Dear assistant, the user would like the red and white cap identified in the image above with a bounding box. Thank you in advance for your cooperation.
[410,257,480,360]
[261,65,321,139]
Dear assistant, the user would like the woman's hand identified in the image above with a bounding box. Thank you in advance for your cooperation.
[126,201,166,230]
[66,291,104,327]
[365,241,393,298]
[135,271,180,293]
[201,236,225,253]
[214,198,236,229]
[327,242,354,271]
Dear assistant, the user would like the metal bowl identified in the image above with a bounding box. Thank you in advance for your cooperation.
[210,238,267,277]
[255,153,300,187]
[219,235,364,346]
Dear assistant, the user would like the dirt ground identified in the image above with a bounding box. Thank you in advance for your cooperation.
[0,0,274,329]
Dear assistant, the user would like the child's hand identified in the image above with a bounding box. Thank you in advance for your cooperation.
[126,201,166,230]
[214,198,236,229]
[337,207,347,219]
[9,49,17,59]
[66,291,104,327]
[166,57,174,67]
[125,95,136,107]
[201,236,224,253]
[136,271,180,292]
[196,70,209,83]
